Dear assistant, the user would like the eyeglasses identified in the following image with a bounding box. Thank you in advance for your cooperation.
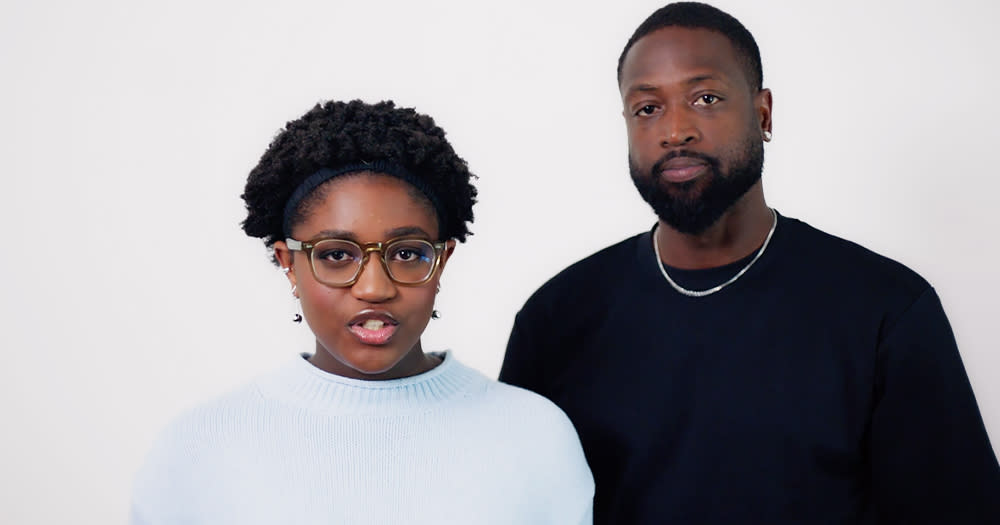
[285,237,446,287]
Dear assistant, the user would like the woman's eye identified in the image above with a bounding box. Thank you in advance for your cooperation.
[394,249,427,262]
[695,94,720,106]
[321,250,350,261]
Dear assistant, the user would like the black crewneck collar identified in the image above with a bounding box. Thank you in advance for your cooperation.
[635,210,790,295]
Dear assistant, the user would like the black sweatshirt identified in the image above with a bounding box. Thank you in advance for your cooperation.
[500,213,1000,524]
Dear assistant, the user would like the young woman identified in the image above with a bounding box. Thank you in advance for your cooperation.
[129,100,594,524]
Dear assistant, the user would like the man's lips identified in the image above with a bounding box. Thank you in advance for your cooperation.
[658,157,708,183]
[347,310,399,346]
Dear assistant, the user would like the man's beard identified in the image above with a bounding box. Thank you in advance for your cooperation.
[629,138,764,235]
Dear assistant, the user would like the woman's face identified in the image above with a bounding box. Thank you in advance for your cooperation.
[274,173,455,380]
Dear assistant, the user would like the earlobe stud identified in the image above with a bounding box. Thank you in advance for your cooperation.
[763,130,772,142]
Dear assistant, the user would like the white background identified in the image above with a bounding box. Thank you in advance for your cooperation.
[2,0,998,523]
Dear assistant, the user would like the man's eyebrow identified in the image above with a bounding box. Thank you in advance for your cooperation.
[626,83,660,95]
[625,75,728,95]
[686,74,728,86]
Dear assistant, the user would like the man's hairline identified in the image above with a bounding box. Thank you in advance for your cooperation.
[617,25,762,94]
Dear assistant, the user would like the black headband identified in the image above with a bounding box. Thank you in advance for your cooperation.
[281,160,447,237]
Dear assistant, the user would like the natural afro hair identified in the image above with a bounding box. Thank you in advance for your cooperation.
[241,99,477,256]
[617,2,763,92]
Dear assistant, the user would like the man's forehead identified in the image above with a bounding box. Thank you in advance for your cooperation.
[620,26,744,91]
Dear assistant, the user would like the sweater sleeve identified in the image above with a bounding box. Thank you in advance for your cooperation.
[129,411,203,525]
[871,287,1000,523]
[128,505,153,525]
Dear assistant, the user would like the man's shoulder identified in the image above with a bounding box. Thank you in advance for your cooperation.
[782,215,930,299]
[521,232,646,309]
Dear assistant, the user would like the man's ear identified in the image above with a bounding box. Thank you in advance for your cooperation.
[273,241,298,291]
[756,87,773,137]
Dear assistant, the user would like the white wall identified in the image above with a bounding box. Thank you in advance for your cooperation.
[1,0,997,522]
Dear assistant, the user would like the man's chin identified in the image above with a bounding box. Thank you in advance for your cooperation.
[641,193,717,234]
[658,212,721,235]
[659,173,708,193]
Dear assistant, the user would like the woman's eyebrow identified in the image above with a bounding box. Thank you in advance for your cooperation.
[385,226,432,238]
[314,229,357,241]
[311,226,432,241]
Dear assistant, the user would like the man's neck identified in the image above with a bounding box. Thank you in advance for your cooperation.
[655,184,773,270]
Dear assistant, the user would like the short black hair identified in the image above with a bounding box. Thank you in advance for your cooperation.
[241,100,477,259]
[617,2,763,91]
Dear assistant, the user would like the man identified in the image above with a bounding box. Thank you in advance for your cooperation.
[499,3,1000,523]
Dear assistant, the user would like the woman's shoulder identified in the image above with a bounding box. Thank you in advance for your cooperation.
[453,360,584,447]
[139,379,266,466]
[473,372,594,493]
[484,378,574,421]
[130,379,268,517]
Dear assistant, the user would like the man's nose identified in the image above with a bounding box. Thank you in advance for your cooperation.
[661,106,701,147]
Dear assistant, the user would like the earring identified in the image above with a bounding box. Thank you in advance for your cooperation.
[432,282,441,318]
[291,285,302,323]
[763,130,773,142]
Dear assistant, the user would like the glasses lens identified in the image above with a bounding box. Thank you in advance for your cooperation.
[310,240,363,285]
[385,239,437,283]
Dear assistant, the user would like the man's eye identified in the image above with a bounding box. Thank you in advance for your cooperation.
[635,105,658,116]
[695,94,720,106]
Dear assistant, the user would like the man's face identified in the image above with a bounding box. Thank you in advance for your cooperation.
[620,27,771,235]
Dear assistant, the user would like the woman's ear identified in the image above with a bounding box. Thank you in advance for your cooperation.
[438,240,457,271]
[273,241,298,290]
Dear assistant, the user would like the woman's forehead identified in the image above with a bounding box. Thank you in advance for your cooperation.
[294,174,440,240]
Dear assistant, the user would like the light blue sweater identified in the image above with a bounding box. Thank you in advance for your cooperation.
[131,352,594,524]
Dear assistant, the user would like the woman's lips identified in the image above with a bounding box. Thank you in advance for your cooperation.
[659,158,708,183]
[349,322,398,345]
[347,311,399,346]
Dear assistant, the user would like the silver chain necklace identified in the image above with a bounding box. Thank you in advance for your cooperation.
[653,208,778,297]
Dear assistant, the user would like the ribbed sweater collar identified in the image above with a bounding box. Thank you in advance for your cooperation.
[255,351,488,415]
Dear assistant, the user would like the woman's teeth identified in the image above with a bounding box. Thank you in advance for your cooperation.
[362,320,385,330]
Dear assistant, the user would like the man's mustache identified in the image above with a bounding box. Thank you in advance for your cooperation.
[651,150,719,176]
